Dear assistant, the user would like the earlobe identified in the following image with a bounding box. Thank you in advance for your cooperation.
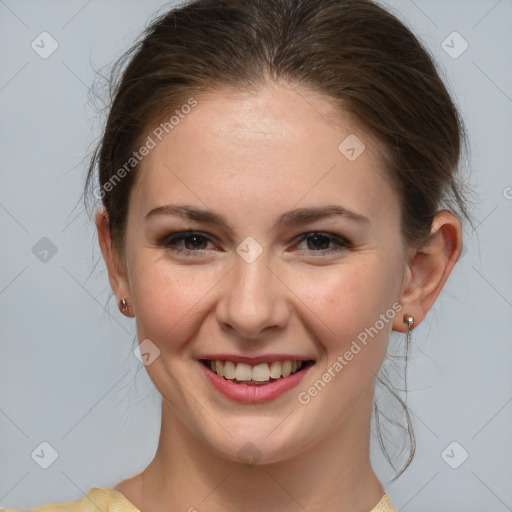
[393,210,462,332]
[118,297,135,318]
[95,207,131,306]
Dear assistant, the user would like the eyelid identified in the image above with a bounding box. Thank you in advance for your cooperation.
[158,230,352,255]
[293,231,352,252]
[158,230,217,251]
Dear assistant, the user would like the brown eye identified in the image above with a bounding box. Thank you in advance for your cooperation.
[306,234,331,250]
[295,232,351,254]
[159,231,214,254]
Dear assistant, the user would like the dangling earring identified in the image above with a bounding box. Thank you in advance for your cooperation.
[119,297,134,317]
[403,313,414,347]
[403,313,414,402]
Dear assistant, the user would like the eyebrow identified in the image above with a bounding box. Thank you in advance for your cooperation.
[144,204,370,232]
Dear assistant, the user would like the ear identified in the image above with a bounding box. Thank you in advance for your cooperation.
[393,210,463,332]
[95,207,131,307]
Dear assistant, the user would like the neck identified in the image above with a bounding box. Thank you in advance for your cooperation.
[128,396,385,512]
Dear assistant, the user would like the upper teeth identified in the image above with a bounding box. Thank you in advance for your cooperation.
[209,360,305,381]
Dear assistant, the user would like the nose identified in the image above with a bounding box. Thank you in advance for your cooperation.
[215,252,290,340]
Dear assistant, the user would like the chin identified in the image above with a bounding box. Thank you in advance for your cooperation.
[198,424,308,467]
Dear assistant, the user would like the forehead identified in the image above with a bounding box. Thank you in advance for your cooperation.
[130,82,400,228]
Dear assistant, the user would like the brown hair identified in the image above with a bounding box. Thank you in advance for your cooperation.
[85,0,474,479]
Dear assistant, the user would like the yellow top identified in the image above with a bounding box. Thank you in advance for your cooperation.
[1,487,397,511]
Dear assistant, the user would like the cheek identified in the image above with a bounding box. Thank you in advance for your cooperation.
[131,258,221,350]
[290,260,398,346]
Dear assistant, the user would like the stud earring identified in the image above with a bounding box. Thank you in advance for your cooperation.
[403,314,414,347]
[119,297,134,317]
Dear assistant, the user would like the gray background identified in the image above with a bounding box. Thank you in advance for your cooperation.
[0,0,511,510]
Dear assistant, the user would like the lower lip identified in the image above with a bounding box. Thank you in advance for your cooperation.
[199,361,314,404]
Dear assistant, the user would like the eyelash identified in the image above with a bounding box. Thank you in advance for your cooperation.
[157,230,352,256]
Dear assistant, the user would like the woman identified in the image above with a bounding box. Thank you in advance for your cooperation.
[2,0,472,510]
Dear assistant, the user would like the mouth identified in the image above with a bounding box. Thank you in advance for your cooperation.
[199,359,316,386]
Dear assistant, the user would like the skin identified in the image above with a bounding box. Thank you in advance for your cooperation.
[96,81,462,512]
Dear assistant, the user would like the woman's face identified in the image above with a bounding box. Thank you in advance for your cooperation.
[119,82,410,463]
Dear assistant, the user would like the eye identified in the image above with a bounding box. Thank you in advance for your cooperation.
[158,231,215,255]
[158,230,351,256]
[293,232,351,254]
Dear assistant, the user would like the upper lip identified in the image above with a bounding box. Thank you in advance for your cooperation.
[197,354,315,365]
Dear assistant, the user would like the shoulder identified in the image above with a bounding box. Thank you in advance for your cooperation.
[0,488,140,512]
[370,493,397,512]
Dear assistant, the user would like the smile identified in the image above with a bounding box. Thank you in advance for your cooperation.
[199,358,316,403]
[201,359,312,384]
